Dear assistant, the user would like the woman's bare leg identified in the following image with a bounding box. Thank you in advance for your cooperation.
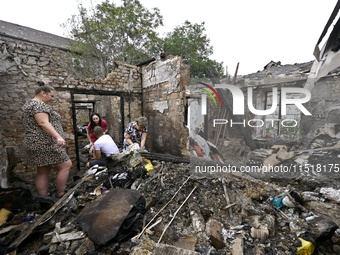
[36,165,52,196]
[55,160,72,197]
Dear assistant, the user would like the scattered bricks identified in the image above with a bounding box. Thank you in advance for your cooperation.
[263,154,280,168]
[271,145,288,153]
[275,147,288,160]
[205,219,225,249]
[173,236,197,251]
[231,236,244,255]
[26,57,37,65]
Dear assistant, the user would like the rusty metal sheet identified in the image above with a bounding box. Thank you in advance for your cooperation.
[77,188,142,245]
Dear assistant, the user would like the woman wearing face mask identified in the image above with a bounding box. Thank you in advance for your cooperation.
[86,113,108,155]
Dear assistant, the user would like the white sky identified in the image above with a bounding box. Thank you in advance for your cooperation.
[0,0,338,75]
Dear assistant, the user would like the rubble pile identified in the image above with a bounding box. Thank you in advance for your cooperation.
[132,161,340,255]
[0,137,340,254]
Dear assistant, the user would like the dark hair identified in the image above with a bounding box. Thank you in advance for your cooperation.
[35,81,54,95]
[89,113,103,130]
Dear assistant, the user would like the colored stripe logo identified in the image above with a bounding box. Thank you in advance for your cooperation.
[198,82,222,115]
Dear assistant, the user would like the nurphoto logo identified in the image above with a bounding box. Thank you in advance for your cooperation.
[200,83,311,116]
[198,82,222,115]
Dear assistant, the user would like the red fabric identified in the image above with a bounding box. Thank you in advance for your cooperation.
[193,144,204,157]
[87,119,108,143]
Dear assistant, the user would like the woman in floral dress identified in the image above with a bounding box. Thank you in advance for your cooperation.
[22,82,71,198]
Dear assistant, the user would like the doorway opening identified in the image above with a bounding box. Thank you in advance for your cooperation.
[71,92,125,170]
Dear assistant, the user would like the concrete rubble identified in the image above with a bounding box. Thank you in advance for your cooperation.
[0,128,340,255]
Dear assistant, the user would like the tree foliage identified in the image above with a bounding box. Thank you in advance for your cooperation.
[62,1,223,79]
[162,21,224,78]
[62,0,163,78]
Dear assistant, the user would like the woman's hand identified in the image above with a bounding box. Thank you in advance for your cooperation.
[56,137,66,147]
[35,112,65,145]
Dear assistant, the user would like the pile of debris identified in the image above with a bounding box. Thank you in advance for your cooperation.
[1,140,340,254]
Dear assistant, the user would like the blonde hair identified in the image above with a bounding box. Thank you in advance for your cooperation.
[136,116,148,128]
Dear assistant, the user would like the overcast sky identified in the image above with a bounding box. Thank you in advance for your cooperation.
[0,0,338,75]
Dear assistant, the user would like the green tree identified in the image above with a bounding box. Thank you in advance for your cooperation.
[162,21,224,78]
[62,0,163,78]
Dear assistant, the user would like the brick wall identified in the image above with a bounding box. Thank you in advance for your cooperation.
[0,35,190,186]
[0,36,142,181]
[300,75,340,145]
[141,56,190,156]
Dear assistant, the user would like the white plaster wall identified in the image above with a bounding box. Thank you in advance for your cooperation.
[188,99,204,133]
[142,57,181,92]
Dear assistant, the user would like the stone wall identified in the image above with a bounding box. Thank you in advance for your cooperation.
[0,36,142,181]
[0,33,190,186]
[194,62,340,152]
[300,75,340,146]
[142,56,190,156]
[236,63,340,148]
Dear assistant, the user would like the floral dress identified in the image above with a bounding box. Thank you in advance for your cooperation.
[123,121,147,150]
[22,100,70,167]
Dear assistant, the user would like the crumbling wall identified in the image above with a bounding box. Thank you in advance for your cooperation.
[0,36,142,183]
[301,75,340,146]
[0,30,192,188]
[142,56,190,156]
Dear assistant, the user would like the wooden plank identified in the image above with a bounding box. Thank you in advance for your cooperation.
[51,232,86,244]
[9,175,93,249]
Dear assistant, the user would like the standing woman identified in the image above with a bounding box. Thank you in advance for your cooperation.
[86,113,108,155]
[22,81,72,198]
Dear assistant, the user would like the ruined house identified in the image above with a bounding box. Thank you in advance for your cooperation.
[0,20,189,182]
[1,3,340,253]
[186,62,340,173]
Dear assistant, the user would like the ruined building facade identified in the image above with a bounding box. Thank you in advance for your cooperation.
[0,20,189,181]
[189,60,340,164]
[1,19,339,185]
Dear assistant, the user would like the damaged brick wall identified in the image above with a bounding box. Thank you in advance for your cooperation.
[0,26,191,186]
[73,94,123,144]
[301,75,340,146]
[0,35,142,181]
[236,62,340,148]
[141,56,190,156]
[199,61,340,154]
